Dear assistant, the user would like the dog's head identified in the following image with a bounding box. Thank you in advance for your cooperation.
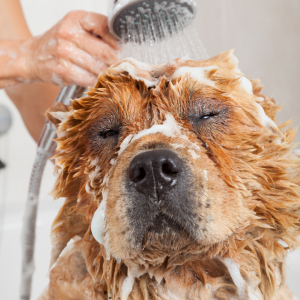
[48,51,300,299]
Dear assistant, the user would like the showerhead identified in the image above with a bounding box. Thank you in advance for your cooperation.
[107,0,204,64]
[108,0,197,41]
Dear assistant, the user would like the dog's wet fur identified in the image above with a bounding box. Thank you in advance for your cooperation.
[40,51,300,300]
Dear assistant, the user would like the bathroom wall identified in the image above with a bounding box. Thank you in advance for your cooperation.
[0,0,299,299]
[195,0,300,141]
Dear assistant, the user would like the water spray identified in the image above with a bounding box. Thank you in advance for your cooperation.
[109,0,208,63]
[20,1,206,299]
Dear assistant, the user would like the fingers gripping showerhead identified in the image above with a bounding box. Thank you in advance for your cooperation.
[108,0,197,41]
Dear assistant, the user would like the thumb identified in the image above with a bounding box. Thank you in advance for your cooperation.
[79,12,120,51]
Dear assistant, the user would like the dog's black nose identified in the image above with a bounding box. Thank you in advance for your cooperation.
[128,150,183,200]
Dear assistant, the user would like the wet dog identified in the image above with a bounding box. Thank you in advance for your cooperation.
[40,51,300,300]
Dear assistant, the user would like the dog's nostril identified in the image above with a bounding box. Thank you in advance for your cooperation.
[135,167,146,182]
[162,162,178,175]
[129,165,147,183]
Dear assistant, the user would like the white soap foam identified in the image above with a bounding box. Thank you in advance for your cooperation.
[85,182,93,195]
[0,49,18,59]
[91,188,107,246]
[254,102,279,133]
[121,272,135,300]
[90,162,120,261]
[131,114,183,142]
[238,77,253,95]
[117,114,201,158]
[170,143,184,149]
[51,73,64,87]
[172,66,218,87]
[188,149,200,159]
[112,61,159,88]
[113,61,136,76]
[90,157,99,166]
[48,38,57,47]
[234,75,280,139]
[84,12,96,27]
[247,283,264,300]
[118,134,134,155]
[218,257,246,298]
[121,265,147,300]
[89,165,101,183]
[50,111,71,123]
[245,273,264,300]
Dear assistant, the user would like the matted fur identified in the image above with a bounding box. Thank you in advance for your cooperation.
[40,51,300,300]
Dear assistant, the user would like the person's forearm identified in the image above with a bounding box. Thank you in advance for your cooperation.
[0,39,30,88]
[0,0,60,142]
[1,38,61,142]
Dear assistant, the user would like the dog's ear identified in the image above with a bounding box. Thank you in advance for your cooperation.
[46,102,70,129]
[46,101,92,267]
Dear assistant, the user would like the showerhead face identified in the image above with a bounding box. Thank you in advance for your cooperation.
[108,0,197,41]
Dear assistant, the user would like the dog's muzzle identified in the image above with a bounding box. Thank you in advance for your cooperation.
[125,148,198,248]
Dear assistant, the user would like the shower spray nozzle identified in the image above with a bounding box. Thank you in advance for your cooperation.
[108,0,197,41]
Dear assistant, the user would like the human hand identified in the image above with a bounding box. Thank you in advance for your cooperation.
[22,11,120,87]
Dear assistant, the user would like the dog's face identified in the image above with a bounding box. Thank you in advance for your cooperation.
[48,51,300,298]
[92,73,243,260]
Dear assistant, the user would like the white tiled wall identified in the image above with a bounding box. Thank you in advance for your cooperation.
[0,0,299,299]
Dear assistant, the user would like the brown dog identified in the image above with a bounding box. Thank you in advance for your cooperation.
[40,51,300,300]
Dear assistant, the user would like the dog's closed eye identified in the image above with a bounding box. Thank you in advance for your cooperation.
[88,121,121,151]
[199,113,218,120]
[99,129,119,139]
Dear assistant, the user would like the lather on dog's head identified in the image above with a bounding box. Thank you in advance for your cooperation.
[47,51,300,300]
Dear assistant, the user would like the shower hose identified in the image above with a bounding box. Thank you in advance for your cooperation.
[20,85,86,300]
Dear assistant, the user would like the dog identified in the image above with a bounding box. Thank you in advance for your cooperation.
[40,50,300,300]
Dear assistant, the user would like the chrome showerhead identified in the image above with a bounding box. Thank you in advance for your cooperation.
[108,0,197,41]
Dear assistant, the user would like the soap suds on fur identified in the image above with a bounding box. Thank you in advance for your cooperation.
[91,189,107,246]
[112,61,159,88]
[188,149,200,159]
[117,115,201,158]
[121,265,146,300]
[121,272,135,300]
[50,111,71,123]
[218,257,246,298]
[131,114,183,142]
[238,76,253,95]
[172,66,218,86]
[254,102,279,134]
[118,134,134,155]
